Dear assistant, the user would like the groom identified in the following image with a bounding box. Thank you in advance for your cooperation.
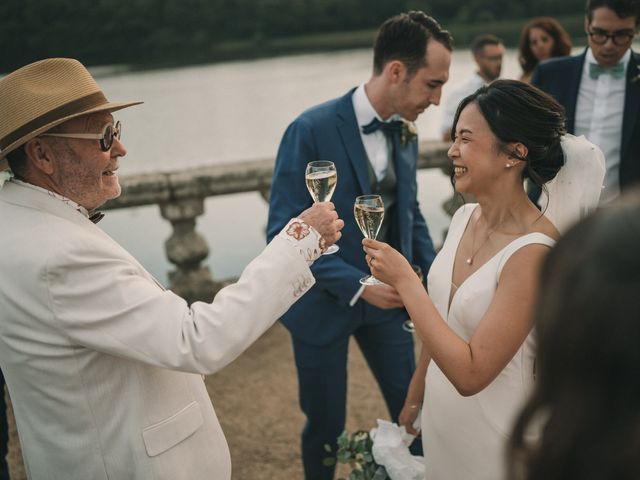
[267,11,452,480]
[531,0,640,203]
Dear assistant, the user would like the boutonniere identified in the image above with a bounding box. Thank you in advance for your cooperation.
[630,65,640,84]
[400,120,418,146]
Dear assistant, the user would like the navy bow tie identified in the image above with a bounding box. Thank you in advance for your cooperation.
[362,118,403,137]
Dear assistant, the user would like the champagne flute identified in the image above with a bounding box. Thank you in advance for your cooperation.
[305,161,339,254]
[354,195,385,285]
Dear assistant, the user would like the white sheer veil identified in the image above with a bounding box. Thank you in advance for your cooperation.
[539,134,606,234]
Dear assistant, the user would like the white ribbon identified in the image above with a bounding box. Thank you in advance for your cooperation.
[541,134,606,234]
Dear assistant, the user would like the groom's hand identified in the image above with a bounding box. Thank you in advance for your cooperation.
[299,202,344,247]
[361,284,404,309]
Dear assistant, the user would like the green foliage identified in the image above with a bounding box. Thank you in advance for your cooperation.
[324,430,386,480]
[0,0,588,72]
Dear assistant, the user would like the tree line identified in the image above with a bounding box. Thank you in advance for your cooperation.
[0,0,588,72]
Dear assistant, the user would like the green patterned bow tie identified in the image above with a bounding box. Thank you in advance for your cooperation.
[589,62,625,79]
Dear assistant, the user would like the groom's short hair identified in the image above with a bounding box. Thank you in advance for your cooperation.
[373,10,453,77]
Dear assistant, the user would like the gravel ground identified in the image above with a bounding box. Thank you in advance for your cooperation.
[207,322,392,479]
[5,322,394,479]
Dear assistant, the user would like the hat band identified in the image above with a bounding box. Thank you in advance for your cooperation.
[0,91,108,151]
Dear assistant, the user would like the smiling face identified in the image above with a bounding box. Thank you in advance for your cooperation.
[390,40,451,121]
[45,112,126,210]
[448,102,509,195]
[529,27,555,61]
[587,7,637,67]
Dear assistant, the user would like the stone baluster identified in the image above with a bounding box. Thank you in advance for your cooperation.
[159,197,218,304]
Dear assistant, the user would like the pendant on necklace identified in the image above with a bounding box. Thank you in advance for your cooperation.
[466,258,473,265]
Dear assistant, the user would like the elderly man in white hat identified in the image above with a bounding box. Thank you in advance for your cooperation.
[0,58,343,479]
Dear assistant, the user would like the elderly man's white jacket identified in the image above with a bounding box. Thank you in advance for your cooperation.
[0,181,315,479]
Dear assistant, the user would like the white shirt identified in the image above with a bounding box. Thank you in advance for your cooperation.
[352,83,394,182]
[440,73,486,137]
[574,48,630,203]
[350,84,395,305]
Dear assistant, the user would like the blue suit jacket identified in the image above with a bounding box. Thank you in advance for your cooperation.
[532,49,640,189]
[267,88,436,346]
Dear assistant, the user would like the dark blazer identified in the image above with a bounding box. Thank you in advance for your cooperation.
[267,88,436,346]
[532,49,640,190]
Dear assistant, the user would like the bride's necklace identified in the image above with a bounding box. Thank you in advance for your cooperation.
[466,215,502,266]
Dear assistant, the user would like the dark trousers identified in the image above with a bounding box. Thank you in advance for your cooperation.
[292,319,421,480]
[0,370,9,480]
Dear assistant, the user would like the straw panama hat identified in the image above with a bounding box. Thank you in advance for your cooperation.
[0,57,142,170]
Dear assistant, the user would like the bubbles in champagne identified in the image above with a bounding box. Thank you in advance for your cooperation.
[354,204,384,239]
[305,170,337,202]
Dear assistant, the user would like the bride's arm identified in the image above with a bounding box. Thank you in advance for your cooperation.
[364,239,547,396]
[399,345,430,435]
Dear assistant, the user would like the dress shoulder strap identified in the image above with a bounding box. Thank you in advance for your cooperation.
[450,203,478,229]
[496,232,556,279]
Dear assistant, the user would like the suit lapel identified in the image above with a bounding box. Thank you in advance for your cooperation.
[336,89,371,195]
[622,51,640,160]
[565,53,586,134]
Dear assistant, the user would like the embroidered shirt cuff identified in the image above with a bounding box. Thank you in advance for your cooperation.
[278,218,326,266]
[349,284,366,307]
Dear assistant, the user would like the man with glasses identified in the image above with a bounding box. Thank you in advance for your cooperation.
[0,58,343,479]
[532,0,640,203]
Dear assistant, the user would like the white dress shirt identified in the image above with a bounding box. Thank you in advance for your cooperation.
[574,48,630,203]
[440,72,486,137]
[352,83,394,182]
[350,84,396,304]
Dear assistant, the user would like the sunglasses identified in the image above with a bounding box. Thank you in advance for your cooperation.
[41,121,122,152]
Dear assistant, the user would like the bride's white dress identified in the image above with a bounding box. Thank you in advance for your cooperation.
[422,204,555,480]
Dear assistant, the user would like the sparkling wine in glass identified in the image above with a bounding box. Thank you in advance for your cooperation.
[354,194,385,285]
[305,161,339,254]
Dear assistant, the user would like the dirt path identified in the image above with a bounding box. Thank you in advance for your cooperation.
[206,322,392,479]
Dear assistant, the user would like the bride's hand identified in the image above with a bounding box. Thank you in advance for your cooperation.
[362,239,415,287]
[398,403,421,436]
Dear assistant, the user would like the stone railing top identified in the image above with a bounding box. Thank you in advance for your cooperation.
[104,139,450,210]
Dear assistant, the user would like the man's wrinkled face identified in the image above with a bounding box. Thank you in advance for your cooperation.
[44,113,126,211]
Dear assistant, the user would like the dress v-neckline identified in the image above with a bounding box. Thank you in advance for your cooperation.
[445,205,543,317]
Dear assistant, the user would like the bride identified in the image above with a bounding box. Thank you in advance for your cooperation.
[362,80,604,479]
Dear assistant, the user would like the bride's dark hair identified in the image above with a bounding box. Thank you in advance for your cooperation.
[507,190,640,480]
[451,79,566,188]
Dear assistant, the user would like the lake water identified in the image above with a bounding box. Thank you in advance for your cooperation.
[93,47,527,284]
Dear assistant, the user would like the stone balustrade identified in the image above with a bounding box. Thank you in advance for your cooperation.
[102,140,452,304]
